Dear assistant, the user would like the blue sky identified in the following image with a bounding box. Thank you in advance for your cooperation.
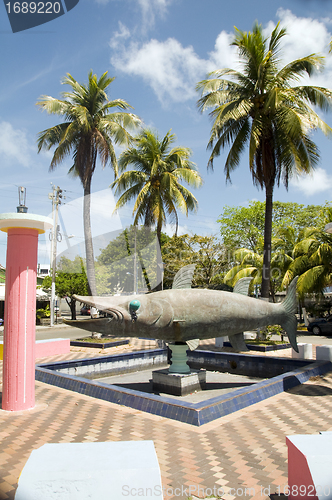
[1,0,332,267]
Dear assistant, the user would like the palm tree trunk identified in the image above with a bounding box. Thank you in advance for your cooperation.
[261,183,273,299]
[83,179,97,296]
[156,223,162,291]
[70,298,77,320]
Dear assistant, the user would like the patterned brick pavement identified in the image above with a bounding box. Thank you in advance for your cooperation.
[0,339,332,500]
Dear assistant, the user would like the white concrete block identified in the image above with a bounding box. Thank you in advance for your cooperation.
[316,345,332,362]
[215,336,228,347]
[292,343,313,359]
[287,433,332,500]
[15,441,163,500]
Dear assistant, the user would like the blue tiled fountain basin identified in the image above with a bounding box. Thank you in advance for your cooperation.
[36,349,332,426]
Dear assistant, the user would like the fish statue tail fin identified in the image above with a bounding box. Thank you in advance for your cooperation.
[279,277,299,353]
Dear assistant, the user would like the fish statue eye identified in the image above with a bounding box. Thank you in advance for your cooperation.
[129,299,140,322]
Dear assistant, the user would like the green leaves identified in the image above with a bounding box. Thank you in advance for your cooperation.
[196,22,332,182]
[36,70,141,186]
[112,129,203,240]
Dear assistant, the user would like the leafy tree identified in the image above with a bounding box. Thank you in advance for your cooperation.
[57,255,86,273]
[43,257,88,319]
[161,234,227,289]
[224,248,262,289]
[197,22,332,298]
[218,201,328,254]
[37,71,141,296]
[218,202,266,253]
[96,226,162,294]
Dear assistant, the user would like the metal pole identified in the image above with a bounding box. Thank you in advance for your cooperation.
[50,186,61,326]
[134,226,137,295]
[49,185,56,327]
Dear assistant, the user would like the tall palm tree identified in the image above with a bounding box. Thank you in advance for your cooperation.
[197,22,332,299]
[37,71,141,295]
[111,129,203,288]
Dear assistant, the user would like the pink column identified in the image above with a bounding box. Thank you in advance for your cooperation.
[2,228,39,411]
[0,212,52,412]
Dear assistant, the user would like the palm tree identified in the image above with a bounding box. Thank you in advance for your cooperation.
[224,227,301,301]
[284,228,332,298]
[111,129,203,288]
[37,71,141,295]
[112,129,203,244]
[224,247,262,293]
[197,22,332,299]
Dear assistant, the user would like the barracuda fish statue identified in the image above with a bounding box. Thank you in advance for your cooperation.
[66,265,299,352]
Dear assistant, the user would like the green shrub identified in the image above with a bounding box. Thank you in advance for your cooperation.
[36,304,50,319]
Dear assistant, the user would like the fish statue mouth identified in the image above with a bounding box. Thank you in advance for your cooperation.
[105,308,124,323]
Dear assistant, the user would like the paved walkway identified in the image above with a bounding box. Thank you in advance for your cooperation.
[0,339,332,500]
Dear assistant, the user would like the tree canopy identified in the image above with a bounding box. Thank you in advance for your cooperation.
[161,234,227,289]
[218,201,332,253]
[96,226,162,294]
[43,256,88,319]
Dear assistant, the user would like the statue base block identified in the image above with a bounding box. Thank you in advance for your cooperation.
[152,368,206,396]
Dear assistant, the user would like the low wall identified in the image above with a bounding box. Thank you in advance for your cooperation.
[0,338,70,360]
[188,350,310,378]
[40,349,167,379]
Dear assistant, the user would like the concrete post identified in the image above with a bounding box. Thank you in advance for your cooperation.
[292,343,313,359]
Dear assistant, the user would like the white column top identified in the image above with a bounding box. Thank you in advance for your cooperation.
[0,213,53,234]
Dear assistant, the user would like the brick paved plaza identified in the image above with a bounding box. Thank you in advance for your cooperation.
[1,339,332,500]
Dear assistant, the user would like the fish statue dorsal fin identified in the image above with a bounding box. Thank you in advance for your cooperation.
[172,264,196,289]
[233,277,252,296]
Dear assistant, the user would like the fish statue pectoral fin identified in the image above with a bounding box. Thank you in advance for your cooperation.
[279,276,299,353]
[186,339,200,351]
[228,332,248,351]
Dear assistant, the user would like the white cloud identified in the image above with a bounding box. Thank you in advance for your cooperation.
[109,22,131,49]
[265,9,332,87]
[164,223,185,237]
[96,0,172,29]
[267,9,331,62]
[208,31,238,71]
[137,0,172,29]
[110,37,208,103]
[290,167,332,195]
[0,121,34,168]
[110,9,332,105]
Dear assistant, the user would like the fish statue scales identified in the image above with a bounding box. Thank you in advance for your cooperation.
[66,266,299,352]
